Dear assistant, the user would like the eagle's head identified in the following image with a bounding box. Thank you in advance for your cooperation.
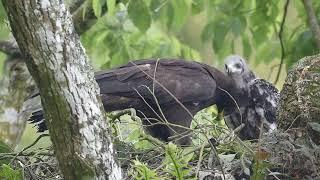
[224,55,256,90]
[224,55,249,76]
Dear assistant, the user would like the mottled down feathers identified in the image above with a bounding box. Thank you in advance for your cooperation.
[224,55,279,140]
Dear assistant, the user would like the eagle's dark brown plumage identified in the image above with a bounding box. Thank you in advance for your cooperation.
[28,59,244,145]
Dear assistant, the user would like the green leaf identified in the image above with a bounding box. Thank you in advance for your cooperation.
[201,22,215,42]
[242,34,251,59]
[231,17,247,37]
[287,30,317,69]
[150,0,168,24]
[191,0,205,14]
[0,2,7,23]
[169,0,189,30]
[212,22,229,53]
[107,0,116,16]
[128,0,152,32]
[231,20,241,37]
[256,40,280,65]
[252,27,269,47]
[82,0,90,19]
[218,154,236,164]
[0,164,22,180]
[180,45,201,60]
[0,141,13,165]
[0,141,12,153]
[92,0,102,17]
[308,122,320,133]
[164,143,192,179]
[251,160,270,180]
[131,160,160,179]
[166,3,174,30]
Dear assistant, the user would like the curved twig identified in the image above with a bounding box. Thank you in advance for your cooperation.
[274,0,290,84]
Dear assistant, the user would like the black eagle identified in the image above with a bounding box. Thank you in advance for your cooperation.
[27,59,244,145]
[223,55,279,140]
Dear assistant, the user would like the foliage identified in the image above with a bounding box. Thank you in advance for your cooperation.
[81,0,320,76]
[251,150,271,180]
[83,0,200,69]
[128,0,151,33]
[130,160,160,180]
[0,0,320,179]
[0,141,12,165]
[163,143,193,179]
[1,0,320,73]
[0,1,10,77]
[0,142,22,180]
[0,164,22,180]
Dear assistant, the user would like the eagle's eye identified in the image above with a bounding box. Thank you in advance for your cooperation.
[234,63,241,69]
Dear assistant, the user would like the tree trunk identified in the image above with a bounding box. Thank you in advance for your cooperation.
[277,54,320,145]
[261,54,320,179]
[2,0,122,179]
[0,41,36,147]
[0,0,112,147]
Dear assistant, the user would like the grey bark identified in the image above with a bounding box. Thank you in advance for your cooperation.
[270,54,320,178]
[2,0,122,179]
[0,41,36,147]
[0,0,112,147]
[302,0,320,49]
[277,54,320,145]
[258,132,320,179]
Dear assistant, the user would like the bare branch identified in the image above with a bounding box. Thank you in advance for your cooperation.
[0,40,20,56]
[274,0,290,84]
[302,0,320,49]
[68,0,86,13]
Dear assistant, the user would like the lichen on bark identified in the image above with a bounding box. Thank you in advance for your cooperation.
[2,0,122,179]
[277,54,320,145]
[0,42,36,147]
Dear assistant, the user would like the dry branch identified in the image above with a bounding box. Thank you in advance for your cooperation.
[302,0,320,49]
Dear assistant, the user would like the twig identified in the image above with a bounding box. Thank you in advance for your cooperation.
[152,58,159,94]
[139,129,165,147]
[144,86,169,128]
[153,0,169,12]
[274,0,290,84]
[0,40,20,56]
[195,144,205,179]
[109,108,139,122]
[71,0,109,35]
[284,114,303,132]
[15,156,38,180]
[184,144,211,156]
[1,152,54,157]
[69,0,86,13]
[134,88,163,120]
[207,138,226,180]
[133,87,179,134]
[9,134,50,165]
[217,87,243,124]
